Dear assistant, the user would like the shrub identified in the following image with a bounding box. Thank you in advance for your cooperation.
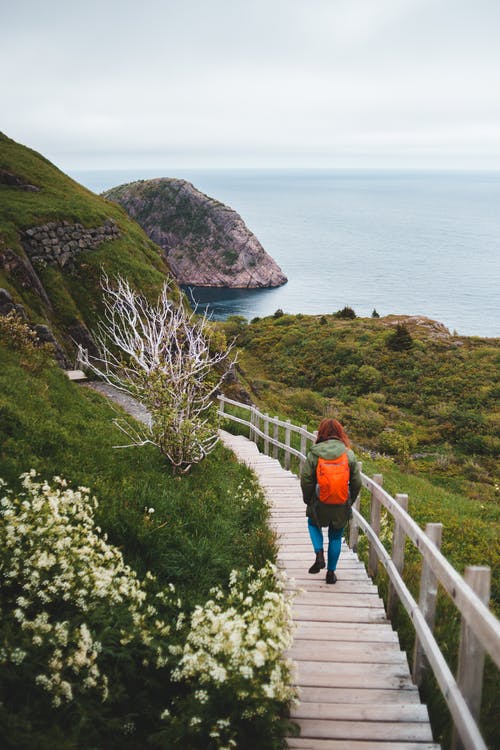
[163,564,296,748]
[372,309,380,318]
[273,309,284,319]
[223,315,248,341]
[0,473,296,749]
[386,323,413,351]
[0,312,54,370]
[334,306,356,319]
[0,471,176,745]
[378,430,415,465]
[79,276,234,473]
[355,365,382,394]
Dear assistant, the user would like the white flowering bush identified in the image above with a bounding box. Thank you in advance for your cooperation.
[0,472,178,744]
[0,473,296,749]
[161,563,297,749]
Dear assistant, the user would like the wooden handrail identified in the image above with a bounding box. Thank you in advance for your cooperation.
[218,394,500,750]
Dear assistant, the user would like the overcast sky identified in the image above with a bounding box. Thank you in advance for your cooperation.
[1,0,499,170]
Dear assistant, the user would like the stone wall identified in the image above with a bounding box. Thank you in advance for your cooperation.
[22,219,121,269]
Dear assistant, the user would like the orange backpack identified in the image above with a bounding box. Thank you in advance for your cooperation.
[316,453,350,505]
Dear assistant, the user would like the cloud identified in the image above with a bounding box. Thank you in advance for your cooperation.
[1,0,499,168]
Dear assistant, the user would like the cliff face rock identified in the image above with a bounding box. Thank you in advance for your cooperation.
[103,178,287,288]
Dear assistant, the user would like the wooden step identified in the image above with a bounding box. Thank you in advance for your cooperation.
[218,430,438,748]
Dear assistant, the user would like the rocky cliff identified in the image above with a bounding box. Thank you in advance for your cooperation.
[103,179,287,288]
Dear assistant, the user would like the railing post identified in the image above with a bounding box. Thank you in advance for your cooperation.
[300,426,307,472]
[273,417,279,459]
[284,420,291,470]
[249,406,255,442]
[412,522,443,686]
[451,566,491,750]
[218,394,224,415]
[263,413,269,455]
[368,474,383,578]
[349,461,362,553]
[387,493,409,619]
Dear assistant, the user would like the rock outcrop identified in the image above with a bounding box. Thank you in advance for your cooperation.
[103,179,287,288]
[383,314,453,341]
[0,168,39,192]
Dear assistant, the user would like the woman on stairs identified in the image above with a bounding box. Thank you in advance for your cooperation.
[300,418,362,584]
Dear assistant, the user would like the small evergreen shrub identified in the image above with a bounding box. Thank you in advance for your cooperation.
[334,306,356,319]
[386,323,413,351]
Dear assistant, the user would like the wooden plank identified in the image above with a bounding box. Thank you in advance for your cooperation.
[282,569,375,581]
[293,623,399,644]
[280,559,367,569]
[291,701,429,722]
[65,369,87,381]
[284,582,378,595]
[288,641,407,664]
[297,686,420,704]
[294,660,415,689]
[279,548,364,557]
[292,604,388,623]
[287,740,439,750]
[293,718,433,742]
[293,592,384,608]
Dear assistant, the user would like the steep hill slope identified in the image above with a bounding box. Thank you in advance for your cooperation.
[0,133,176,360]
[103,178,288,288]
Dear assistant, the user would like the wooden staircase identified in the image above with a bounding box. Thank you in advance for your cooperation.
[220,430,439,750]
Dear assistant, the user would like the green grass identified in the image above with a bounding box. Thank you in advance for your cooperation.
[0,341,276,608]
[0,132,177,354]
[0,327,293,750]
[223,313,499,503]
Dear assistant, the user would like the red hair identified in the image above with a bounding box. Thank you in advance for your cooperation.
[316,418,351,448]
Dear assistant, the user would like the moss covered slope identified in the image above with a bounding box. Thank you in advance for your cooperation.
[0,132,177,356]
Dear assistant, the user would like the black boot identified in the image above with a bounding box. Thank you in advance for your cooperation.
[308,550,325,574]
[326,570,337,584]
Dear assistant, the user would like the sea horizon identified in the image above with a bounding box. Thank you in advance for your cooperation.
[70,167,500,338]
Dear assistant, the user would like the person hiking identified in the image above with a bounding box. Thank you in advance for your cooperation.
[300,418,362,583]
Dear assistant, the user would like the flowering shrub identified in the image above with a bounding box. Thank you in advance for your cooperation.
[0,473,296,749]
[0,471,176,743]
[162,563,297,748]
[0,311,54,370]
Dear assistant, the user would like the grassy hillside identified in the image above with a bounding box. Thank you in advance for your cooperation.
[0,132,177,354]
[223,312,499,499]
[0,320,294,749]
[222,311,500,601]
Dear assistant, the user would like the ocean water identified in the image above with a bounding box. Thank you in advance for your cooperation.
[70,168,500,338]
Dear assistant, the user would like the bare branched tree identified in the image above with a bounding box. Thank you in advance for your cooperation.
[78,275,234,472]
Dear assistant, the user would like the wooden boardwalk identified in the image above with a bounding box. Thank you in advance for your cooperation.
[220,431,439,750]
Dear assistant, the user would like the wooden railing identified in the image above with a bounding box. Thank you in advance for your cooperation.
[218,395,500,750]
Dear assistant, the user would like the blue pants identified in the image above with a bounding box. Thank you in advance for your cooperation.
[308,518,343,571]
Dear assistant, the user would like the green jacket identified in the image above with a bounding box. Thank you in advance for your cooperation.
[300,439,362,529]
